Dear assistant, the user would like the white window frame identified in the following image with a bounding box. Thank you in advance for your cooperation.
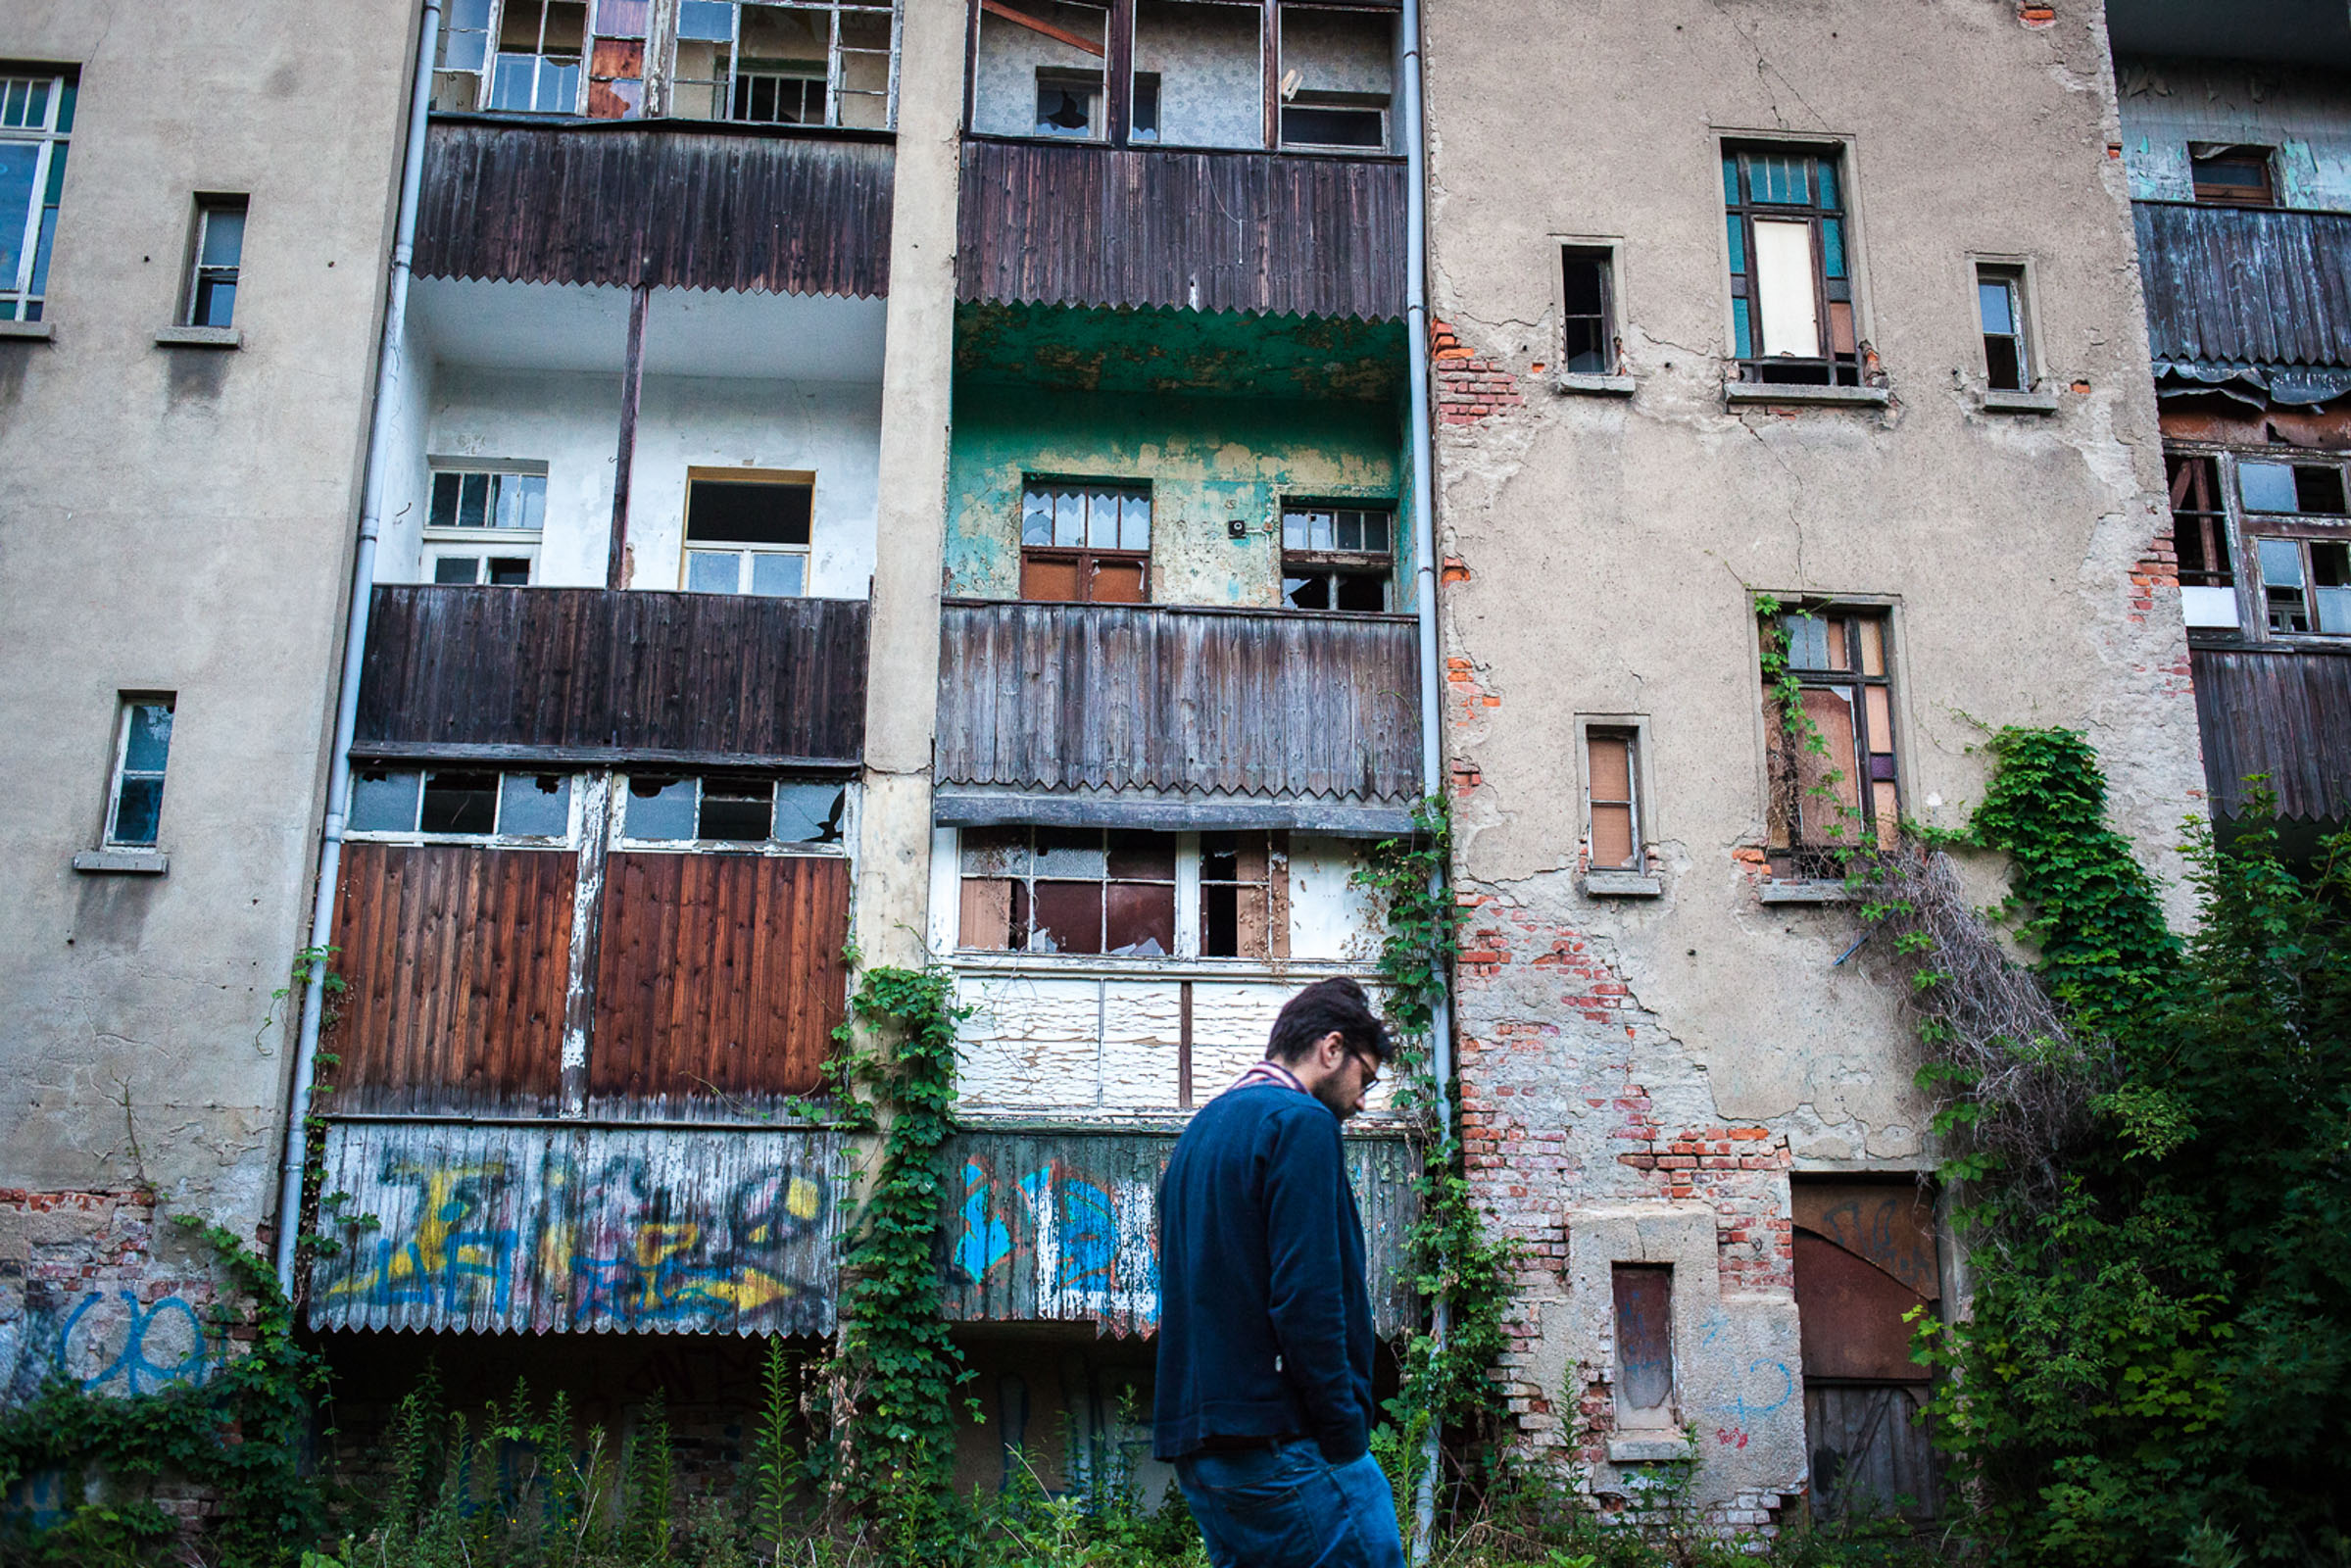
[666,0,901,128]
[344,765,583,846]
[680,466,814,598]
[612,771,853,856]
[183,197,248,329]
[1969,254,2039,395]
[1,71,72,323]
[102,696,174,850]
[945,826,1304,961]
[486,0,589,115]
[423,461,548,587]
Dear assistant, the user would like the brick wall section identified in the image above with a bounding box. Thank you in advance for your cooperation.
[1434,320,1524,425]
[2131,528,2181,625]
[2018,2,2056,25]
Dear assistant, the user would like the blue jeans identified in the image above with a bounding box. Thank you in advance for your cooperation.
[1174,1440,1405,1568]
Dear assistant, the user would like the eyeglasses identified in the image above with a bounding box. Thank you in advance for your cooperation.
[1347,1048,1382,1092]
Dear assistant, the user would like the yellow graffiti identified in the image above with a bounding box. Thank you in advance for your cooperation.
[624,1224,802,1316]
[326,1159,510,1302]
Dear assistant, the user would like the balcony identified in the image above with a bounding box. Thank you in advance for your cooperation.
[355,584,869,769]
[2135,201,2351,406]
[934,598,1420,833]
[417,117,894,298]
[2190,643,2351,822]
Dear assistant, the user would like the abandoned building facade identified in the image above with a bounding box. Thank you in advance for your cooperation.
[2,0,2342,1533]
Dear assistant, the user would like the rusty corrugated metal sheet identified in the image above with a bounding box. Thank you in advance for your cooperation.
[590,852,850,1108]
[956,139,1406,320]
[329,845,576,1116]
[940,1129,1419,1338]
[355,586,869,766]
[417,118,894,296]
[2190,644,2351,820]
[934,600,1419,811]
[2135,201,2351,372]
[309,1121,848,1336]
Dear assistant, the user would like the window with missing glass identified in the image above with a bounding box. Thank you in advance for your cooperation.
[349,767,575,839]
[1975,264,2029,392]
[1763,608,1899,875]
[2191,145,2275,207]
[1561,247,1617,376]
[683,469,812,597]
[621,775,846,846]
[424,464,546,586]
[488,0,587,113]
[1282,503,1394,612]
[1724,144,1859,386]
[103,698,173,850]
[1035,70,1102,138]
[1020,480,1151,603]
[183,197,246,329]
[1,70,73,323]
[956,828,1290,958]
[670,0,894,128]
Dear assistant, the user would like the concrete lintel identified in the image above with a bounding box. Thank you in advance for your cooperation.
[155,325,244,349]
[1607,1435,1694,1464]
[0,318,56,341]
[1724,381,1891,409]
[1758,880,1854,904]
[73,850,170,874]
[1585,869,1663,897]
[1981,387,2060,414]
[1553,371,1637,397]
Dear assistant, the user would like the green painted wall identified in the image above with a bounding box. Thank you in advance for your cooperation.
[944,384,1406,609]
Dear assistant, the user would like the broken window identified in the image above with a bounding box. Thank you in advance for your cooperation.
[1035,69,1103,137]
[424,464,546,586]
[349,768,574,839]
[1764,606,1899,875]
[489,0,588,113]
[104,697,173,849]
[2258,537,2351,636]
[670,1,892,126]
[623,774,846,844]
[2239,459,2348,517]
[683,469,812,597]
[1,69,72,323]
[180,197,245,329]
[957,827,1177,956]
[1975,264,2028,392]
[1282,502,1393,612]
[2166,453,2232,589]
[1021,480,1151,603]
[2191,144,2276,207]
[1131,1,1257,148]
[1610,1264,1675,1429]
[1199,830,1287,957]
[584,0,650,118]
[1276,5,1393,152]
[1585,728,1641,872]
[1724,144,1859,386]
[972,1,1108,138]
[1560,247,1617,376]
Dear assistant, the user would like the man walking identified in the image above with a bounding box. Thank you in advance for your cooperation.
[1153,977,1405,1568]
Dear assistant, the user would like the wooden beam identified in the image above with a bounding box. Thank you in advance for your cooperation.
[607,281,651,589]
[980,0,1104,57]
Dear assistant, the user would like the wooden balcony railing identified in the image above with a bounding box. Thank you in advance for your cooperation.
[2135,201,2351,382]
[2190,644,2351,820]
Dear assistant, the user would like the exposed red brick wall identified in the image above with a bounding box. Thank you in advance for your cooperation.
[1434,320,1524,425]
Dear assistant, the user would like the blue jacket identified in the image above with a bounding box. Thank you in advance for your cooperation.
[1152,1082,1375,1463]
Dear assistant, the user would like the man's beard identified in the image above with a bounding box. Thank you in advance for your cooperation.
[1310,1077,1356,1121]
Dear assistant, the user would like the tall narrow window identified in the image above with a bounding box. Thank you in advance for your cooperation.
[184,198,247,329]
[1199,831,1283,958]
[2166,452,2239,630]
[1611,1264,1675,1429]
[490,0,587,114]
[1976,265,2028,391]
[1724,145,1858,386]
[0,70,73,323]
[105,698,174,850]
[1764,607,1899,874]
[1282,503,1394,612]
[1585,730,1641,871]
[683,469,812,596]
[1561,248,1617,376]
[1020,480,1151,603]
[2191,145,2276,207]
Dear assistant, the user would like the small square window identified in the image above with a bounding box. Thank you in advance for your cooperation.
[2191,146,2275,207]
[1282,501,1394,612]
[104,698,174,849]
[182,197,246,328]
[1035,70,1102,139]
[683,469,813,597]
[1975,265,2029,392]
[2259,537,2351,636]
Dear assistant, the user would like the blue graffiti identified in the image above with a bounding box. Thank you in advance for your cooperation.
[57,1292,210,1396]
[958,1161,1013,1282]
[1726,1359,1794,1426]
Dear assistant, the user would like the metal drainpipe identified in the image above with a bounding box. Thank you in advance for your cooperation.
[1400,0,1454,1561]
[272,0,443,1292]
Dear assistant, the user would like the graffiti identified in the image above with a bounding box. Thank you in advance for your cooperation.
[312,1125,842,1336]
[1693,1313,1794,1428]
[1,1471,67,1534]
[1715,1426,1750,1449]
[3,1285,210,1402]
[957,1161,1013,1282]
[954,1156,1159,1330]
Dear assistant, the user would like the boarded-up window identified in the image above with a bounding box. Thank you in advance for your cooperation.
[1585,729,1640,871]
[1611,1263,1674,1427]
[1020,480,1151,603]
[1764,607,1898,875]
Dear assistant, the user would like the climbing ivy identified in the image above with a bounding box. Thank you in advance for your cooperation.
[822,960,974,1557]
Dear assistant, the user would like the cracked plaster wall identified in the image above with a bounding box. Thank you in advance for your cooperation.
[0,1,413,1286]
[1421,0,2205,1517]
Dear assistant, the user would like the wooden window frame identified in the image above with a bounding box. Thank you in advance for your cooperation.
[485,0,590,115]
[2190,144,2277,208]
[615,771,851,853]
[424,461,548,587]
[2178,447,2351,644]
[954,826,1289,960]
[2254,533,2351,639]
[1280,500,1395,612]
[2165,452,2232,590]
[1020,478,1151,603]
[681,466,814,599]
[1974,261,2030,393]
[1582,724,1643,874]
[1762,603,1900,876]
[0,69,72,324]
[1723,141,1860,387]
[346,765,581,845]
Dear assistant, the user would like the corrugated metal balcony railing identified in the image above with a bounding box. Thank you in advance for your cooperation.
[955,138,1406,321]
[934,598,1421,833]
[416,117,895,297]
[2135,201,2351,399]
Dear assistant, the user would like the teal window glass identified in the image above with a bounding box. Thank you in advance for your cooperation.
[1726,213,1745,273]
[1732,297,1753,361]
[1821,217,1845,279]
[106,700,175,848]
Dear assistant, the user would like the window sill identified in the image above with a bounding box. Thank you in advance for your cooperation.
[1981,387,2059,415]
[1607,1434,1690,1464]
[1759,880,1854,905]
[0,318,55,341]
[1553,371,1637,398]
[73,849,170,875]
[155,325,242,349]
[1584,869,1662,897]
[1725,381,1890,409]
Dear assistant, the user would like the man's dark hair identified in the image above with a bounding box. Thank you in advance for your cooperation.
[1265,977,1393,1066]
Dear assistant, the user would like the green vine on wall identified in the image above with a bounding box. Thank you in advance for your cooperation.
[822,959,974,1555]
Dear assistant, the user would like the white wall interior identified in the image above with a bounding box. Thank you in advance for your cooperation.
[1279,5,1392,97]
[1135,0,1262,149]
[973,1,1109,136]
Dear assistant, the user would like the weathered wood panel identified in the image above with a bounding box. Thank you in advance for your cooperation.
[957,139,1406,320]
[940,1129,1418,1337]
[356,586,868,764]
[935,600,1419,808]
[1805,1385,1940,1524]
[328,844,575,1114]
[417,119,894,296]
[2136,201,2351,370]
[309,1122,848,1336]
[2190,644,2351,819]
[590,852,850,1105]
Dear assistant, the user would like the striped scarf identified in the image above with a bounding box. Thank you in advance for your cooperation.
[1226,1058,1307,1097]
